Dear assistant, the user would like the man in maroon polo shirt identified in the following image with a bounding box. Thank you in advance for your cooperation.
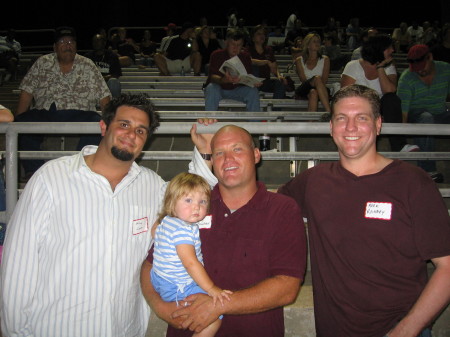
[141,124,307,336]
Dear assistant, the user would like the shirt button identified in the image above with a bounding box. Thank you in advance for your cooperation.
[224,213,228,217]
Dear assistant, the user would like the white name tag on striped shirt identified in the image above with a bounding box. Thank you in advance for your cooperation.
[132,217,149,235]
[365,202,392,220]
[198,215,212,229]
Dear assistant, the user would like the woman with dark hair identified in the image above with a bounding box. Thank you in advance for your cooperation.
[245,25,287,99]
[341,34,417,152]
[196,26,221,75]
[294,33,331,112]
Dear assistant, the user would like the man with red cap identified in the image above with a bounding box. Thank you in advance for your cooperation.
[397,44,450,182]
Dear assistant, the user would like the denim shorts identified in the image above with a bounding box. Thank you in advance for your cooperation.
[151,268,206,303]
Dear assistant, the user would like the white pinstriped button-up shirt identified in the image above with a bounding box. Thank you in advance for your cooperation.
[1,146,166,337]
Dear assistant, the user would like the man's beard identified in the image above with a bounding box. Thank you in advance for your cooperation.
[111,146,134,161]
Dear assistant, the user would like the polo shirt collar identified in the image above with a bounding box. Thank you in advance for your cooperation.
[211,181,269,211]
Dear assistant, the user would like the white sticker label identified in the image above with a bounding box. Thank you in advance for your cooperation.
[198,215,212,229]
[132,217,149,235]
[365,202,392,220]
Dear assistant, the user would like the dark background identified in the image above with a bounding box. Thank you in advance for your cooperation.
[2,0,449,50]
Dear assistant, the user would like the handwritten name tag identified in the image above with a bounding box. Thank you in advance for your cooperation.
[365,202,392,220]
[198,215,212,229]
[132,217,149,235]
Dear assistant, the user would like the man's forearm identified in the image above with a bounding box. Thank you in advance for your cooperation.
[16,90,33,115]
[221,275,301,315]
[389,256,450,337]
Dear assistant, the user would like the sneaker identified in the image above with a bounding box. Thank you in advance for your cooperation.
[428,171,444,183]
[400,144,420,152]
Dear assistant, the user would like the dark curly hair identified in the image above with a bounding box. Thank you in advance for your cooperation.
[361,34,393,65]
[102,93,160,134]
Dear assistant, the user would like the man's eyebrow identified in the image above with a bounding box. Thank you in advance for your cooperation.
[117,119,150,132]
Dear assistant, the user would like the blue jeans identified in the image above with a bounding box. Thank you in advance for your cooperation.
[408,108,450,172]
[107,78,121,98]
[15,103,102,174]
[204,83,261,111]
[259,78,286,99]
[252,65,286,99]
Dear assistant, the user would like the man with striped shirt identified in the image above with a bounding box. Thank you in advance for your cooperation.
[397,44,450,181]
[1,94,165,337]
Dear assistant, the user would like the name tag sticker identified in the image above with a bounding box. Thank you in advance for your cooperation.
[198,215,212,229]
[132,217,149,235]
[365,202,392,220]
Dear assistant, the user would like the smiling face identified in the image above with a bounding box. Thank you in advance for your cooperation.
[211,126,260,191]
[330,96,381,163]
[174,189,209,224]
[100,106,150,162]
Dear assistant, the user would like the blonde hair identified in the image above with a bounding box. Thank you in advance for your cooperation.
[157,172,211,223]
[301,33,323,61]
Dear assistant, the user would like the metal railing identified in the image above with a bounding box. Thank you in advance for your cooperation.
[1,121,450,223]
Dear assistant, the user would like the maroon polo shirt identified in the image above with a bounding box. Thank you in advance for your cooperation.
[163,181,307,337]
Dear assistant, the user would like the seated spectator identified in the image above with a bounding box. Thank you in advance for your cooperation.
[290,35,304,62]
[245,25,287,99]
[85,34,122,98]
[153,22,201,76]
[159,23,178,53]
[321,34,350,71]
[196,25,221,75]
[407,21,424,46]
[345,17,362,51]
[294,33,331,113]
[341,34,416,153]
[0,104,13,264]
[0,29,21,82]
[392,22,412,53]
[421,21,438,45]
[323,17,340,45]
[139,30,158,67]
[268,25,284,37]
[14,26,111,182]
[351,27,378,60]
[237,18,251,46]
[110,27,140,67]
[397,44,450,182]
[431,24,450,63]
[285,19,306,54]
[204,28,261,112]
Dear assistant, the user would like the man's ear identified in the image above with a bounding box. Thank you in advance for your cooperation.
[99,120,107,136]
[254,147,261,164]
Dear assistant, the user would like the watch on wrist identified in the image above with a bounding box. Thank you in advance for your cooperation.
[200,153,212,161]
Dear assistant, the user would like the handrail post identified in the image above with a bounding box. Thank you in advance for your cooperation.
[5,127,19,222]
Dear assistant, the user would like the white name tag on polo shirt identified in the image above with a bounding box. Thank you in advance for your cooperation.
[365,202,392,220]
[132,217,149,235]
[198,215,212,229]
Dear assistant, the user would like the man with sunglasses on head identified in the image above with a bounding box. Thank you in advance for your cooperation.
[14,26,111,182]
[397,44,450,182]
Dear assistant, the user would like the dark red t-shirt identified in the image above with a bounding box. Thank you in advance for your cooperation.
[279,160,450,337]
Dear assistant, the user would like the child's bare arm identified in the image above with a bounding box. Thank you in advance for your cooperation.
[177,244,232,306]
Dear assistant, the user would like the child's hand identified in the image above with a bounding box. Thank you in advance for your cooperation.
[207,285,233,306]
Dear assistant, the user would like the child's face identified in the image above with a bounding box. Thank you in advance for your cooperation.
[174,190,209,224]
